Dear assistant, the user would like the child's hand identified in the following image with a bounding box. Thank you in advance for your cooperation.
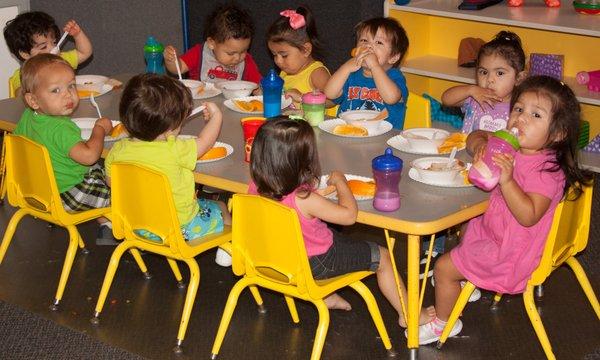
[359,48,380,70]
[470,86,502,110]
[164,45,178,64]
[327,171,347,187]
[63,20,82,37]
[342,57,362,73]
[284,89,303,103]
[94,117,113,135]
[201,102,221,122]
[493,153,514,186]
[473,141,487,163]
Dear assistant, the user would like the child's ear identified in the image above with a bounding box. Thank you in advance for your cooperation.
[206,37,216,50]
[516,71,527,85]
[302,42,312,57]
[388,53,401,65]
[24,92,40,110]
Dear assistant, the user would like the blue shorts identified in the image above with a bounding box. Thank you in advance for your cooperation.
[134,199,224,242]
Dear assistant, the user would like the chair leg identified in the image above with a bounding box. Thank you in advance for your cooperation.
[90,242,131,323]
[50,226,81,310]
[310,300,330,360]
[0,209,26,263]
[284,295,300,323]
[490,293,503,310]
[173,259,200,354]
[349,281,394,353]
[523,285,555,360]
[128,249,151,279]
[167,258,185,288]
[211,278,250,359]
[249,285,266,313]
[0,132,6,203]
[77,234,89,254]
[437,281,475,349]
[565,257,600,319]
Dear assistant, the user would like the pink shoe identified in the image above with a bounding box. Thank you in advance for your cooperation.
[507,0,523,6]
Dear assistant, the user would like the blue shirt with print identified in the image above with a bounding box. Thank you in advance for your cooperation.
[333,68,408,129]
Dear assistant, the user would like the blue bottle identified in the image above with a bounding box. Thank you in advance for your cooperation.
[144,36,165,74]
[261,69,284,118]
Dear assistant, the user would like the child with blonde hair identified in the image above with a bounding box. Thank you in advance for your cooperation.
[164,5,261,84]
[4,11,92,97]
[14,53,113,244]
[324,17,409,129]
[249,117,435,325]
[417,76,593,345]
[105,74,230,243]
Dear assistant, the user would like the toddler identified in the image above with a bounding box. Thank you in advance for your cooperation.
[105,74,230,243]
[324,17,409,129]
[14,54,113,244]
[4,11,92,97]
[249,117,435,326]
[267,6,333,110]
[416,76,593,345]
[164,5,261,84]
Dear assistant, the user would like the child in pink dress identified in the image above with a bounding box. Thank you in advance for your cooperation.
[415,76,593,345]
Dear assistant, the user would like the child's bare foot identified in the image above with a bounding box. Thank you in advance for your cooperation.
[324,293,352,311]
[398,306,436,327]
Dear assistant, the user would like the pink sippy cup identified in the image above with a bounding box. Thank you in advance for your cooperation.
[468,128,520,191]
[302,90,327,127]
[372,148,403,212]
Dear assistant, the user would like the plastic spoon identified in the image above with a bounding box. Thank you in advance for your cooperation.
[50,32,69,55]
[173,49,183,81]
[189,105,206,118]
[445,146,457,170]
[89,93,102,118]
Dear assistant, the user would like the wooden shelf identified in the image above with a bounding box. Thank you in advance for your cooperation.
[401,55,600,106]
[385,0,600,37]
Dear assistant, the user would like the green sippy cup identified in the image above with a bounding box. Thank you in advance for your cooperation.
[302,90,327,127]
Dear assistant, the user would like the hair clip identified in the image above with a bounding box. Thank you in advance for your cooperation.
[280,10,306,30]
[560,81,565,86]
[288,114,305,121]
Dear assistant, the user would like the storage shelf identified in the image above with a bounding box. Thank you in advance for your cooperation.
[402,55,600,106]
[386,0,600,37]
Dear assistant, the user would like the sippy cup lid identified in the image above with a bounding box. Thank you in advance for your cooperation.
[144,36,164,52]
[302,90,326,105]
[493,129,520,150]
[372,147,403,171]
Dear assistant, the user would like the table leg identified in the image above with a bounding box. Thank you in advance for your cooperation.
[407,234,420,357]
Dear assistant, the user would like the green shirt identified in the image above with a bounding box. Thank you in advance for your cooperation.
[14,108,88,193]
[105,136,199,225]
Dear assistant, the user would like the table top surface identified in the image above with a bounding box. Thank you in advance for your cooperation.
[0,74,496,234]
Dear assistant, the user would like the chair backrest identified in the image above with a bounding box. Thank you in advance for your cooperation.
[231,194,316,294]
[8,79,16,98]
[404,91,431,130]
[5,135,64,215]
[110,162,186,252]
[529,184,594,285]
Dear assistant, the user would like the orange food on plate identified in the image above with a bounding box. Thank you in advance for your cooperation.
[234,99,263,112]
[460,169,471,185]
[197,84,205,94]
[198,146,227,160]
[77,89,100,98]
[333,124,368,136]
[438,132,467,154]
[110,123,126,138]
[347,179,376,197]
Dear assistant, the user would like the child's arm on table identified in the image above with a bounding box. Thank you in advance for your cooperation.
[297,171,358,226]
[361,52,401,104]
[195,102,222,158]
[442,84,502,110]
[494,153,552,227]
[64,20,92,64]
[324,57,360,100]
[164,45,189,75]
[69,117,112,165]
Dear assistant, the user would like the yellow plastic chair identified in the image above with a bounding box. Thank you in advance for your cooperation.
[437,184,600,359]
[90,162,232,354]
[0,135,138,310]
[210,194,394,360]
[404,91,432,130]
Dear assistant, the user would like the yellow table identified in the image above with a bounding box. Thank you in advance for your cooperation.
[0,75,489,359]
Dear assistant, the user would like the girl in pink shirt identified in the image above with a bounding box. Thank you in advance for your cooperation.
[249,117,435,327]
[416,76,593,345]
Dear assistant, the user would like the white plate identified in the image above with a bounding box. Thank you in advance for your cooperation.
[408,167,473,188]
[319,119,393,138]
[339,110,381,121]
[197,142,234,163]
[72,118,125,141]
[223,95,292,114]
[318,174,375,201]
[387,135,465,155]
[193,82,221,100]
[78,84,113,100]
